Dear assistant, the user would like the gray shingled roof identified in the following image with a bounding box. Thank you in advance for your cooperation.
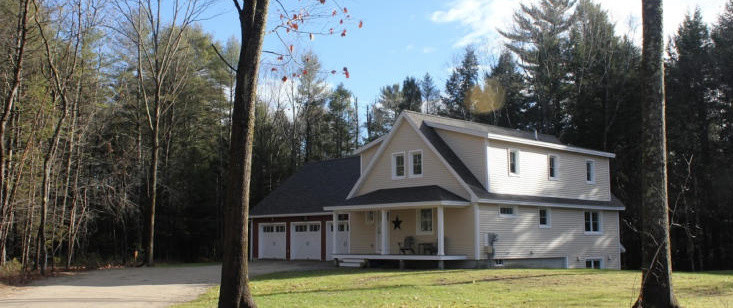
[250,156,360,216]
[342,185,468,206]
[403,111,563,144]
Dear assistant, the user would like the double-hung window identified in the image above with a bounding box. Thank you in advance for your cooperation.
[586,160,595,184]
[548,155,558,180]
[584,211,601,233]
[392,152,405,179]
[539,208,550,228]
[409,150,423,177]
[508,149,519,175]
[417,209,433,234]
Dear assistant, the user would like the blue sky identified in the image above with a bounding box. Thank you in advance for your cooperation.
[197,0,725,114]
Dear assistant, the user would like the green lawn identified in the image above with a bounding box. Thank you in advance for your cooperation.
[177,268,733,307]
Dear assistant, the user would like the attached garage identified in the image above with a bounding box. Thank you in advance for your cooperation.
[290,222,322,260]
[258,223,286,259]
[250,157,360,261]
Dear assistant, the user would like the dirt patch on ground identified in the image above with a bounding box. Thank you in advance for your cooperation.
[0,260,333,307]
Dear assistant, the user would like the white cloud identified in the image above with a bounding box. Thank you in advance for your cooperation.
[423,46,437,53]
[431,0,726,48]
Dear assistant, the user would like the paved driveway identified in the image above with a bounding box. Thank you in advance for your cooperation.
[0,260,333,307]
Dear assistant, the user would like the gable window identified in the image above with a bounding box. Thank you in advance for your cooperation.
[417,209,433,234]
[409,150,423,177]
[508,149,519,175]
[392,152,406,179]
[584,211,601,234]
[586,160,595,184]
[548,155,558,180]
[539,208,551,228]
[499,206,516,217]
[585,259,602,269]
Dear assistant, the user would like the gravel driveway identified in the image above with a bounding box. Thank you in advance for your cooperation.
[0,260,333,307]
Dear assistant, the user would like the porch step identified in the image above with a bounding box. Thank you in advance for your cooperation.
[338,258,366,268]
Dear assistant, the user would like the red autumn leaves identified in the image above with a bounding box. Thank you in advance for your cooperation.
[274,0,359,82]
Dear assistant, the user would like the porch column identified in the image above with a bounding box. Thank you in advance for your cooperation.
[332,211,338,256]
[437,205,445,256]
[380,209,388,255]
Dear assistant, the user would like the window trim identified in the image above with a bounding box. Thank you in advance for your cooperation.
[498,206,518,218]
[392,152,406,179]
[548,154,558,180]
[585,159,596,184]
[408,150,423,178]
[539,208,551,228]
[416,208,434,235]
[584,211,602,235]
[508,149,520,176]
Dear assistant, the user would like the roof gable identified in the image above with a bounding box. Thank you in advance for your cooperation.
[347,114,474,201]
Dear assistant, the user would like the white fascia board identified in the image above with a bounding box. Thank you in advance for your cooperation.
[324,201,470,211]
[353,135,385,154]
[424,121,616,158]
[477,199,625,211]
[249,212,332,218]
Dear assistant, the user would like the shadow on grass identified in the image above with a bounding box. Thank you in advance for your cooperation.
[252,268,475,281]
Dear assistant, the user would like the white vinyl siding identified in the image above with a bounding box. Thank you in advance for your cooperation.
[479,204,621,269]
[434,128,488,188]
[360,145,379,174]
[487,140,611,201]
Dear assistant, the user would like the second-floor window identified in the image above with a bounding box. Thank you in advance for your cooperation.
[409,150,423,177]
[586,160,595,184]
[509,149,519,175]
[548,155,558,180]
[392,152,405,179]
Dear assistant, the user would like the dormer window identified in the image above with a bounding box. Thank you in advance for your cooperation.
[548,155,558,180]
[392,152,405,179]
[409,150,423,177]
[508,149,519,175]
[586,160,595,184]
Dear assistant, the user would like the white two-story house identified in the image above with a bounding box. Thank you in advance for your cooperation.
[250,111,624,269]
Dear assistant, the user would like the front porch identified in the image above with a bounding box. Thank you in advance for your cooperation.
[326,198,477,269]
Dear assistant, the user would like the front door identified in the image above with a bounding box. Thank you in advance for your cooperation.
[326,220,349,260]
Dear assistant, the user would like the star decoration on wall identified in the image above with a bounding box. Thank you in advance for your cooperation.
[392,216,402,230]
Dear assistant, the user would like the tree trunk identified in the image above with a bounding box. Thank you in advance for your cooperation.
[636,0,679,307]
[218,0,269,307]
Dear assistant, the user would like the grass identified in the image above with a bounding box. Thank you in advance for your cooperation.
[176,268,733,307]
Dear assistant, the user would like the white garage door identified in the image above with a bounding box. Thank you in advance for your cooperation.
[290,222,321,260]
[259,223,286,259]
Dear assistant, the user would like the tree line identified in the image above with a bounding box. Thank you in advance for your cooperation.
[0,0,731,275]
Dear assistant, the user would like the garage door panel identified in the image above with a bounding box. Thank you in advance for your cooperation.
[291,222,321,260]
[259,223,286,259]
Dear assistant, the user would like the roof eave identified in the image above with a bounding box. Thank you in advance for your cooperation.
[477,198,625,211]
[324,200,470,211]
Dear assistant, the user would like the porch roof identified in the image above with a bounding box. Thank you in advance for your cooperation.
[324,185,469,211]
